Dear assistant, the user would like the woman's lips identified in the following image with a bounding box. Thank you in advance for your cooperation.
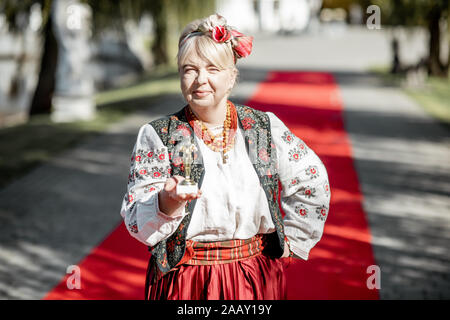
[193,90,211,97]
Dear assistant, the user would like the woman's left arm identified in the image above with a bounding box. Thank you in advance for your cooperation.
[267,112,331,260]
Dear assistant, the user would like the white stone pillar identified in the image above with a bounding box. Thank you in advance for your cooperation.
[215,0,259,32]
[51,0,95,123]
[259,0,279,32]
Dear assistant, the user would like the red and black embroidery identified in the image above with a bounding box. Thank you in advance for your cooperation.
[144,185,159,194]
[295,204,309,218]
[297,140,308,152]
[172,156,183,167]
[155,149,167,163]
[128,221,138,233]
[241,117,256,130]
[132,147,168,170]
[281,130,294,144]
[138,168,148,176]
[125,194,138,233]
[127,192,134,204]
[133,167,148,180]
[150,166,167,179]
[132,165,169,181]
[288,148,303,162]
[166,240,175,252]
[160,127,168,134]
[306,165,319,179]
[176,124,191,137]
[288,142,308,162]
[323,182,330,197]
[127,172,135,184]
[290,177,301,187]
[146,150,155,160]
[316,205,328,221]
[135,148,155,164]
[300,186,317,198]
[258,148,270,162]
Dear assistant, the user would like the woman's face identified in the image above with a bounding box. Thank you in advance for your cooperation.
[180,51,236,110]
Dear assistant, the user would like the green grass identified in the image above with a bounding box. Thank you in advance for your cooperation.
[95,69,180,106]
[370,65,450,124]
[0,68,181,189]
[404,77,450,124]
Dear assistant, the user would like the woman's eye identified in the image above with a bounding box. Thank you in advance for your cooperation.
[184,68,197,74]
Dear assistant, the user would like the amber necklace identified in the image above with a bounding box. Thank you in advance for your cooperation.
[186,101,237,164]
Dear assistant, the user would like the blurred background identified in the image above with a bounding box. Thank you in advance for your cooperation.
[0,0,448,184]
[0,0,448,300]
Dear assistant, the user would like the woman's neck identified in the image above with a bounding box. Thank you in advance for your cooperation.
[189,100,228,126]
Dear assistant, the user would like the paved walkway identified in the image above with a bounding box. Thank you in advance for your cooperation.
[0,94,189,299]
[0,26,449,299]
[337,72,450,299]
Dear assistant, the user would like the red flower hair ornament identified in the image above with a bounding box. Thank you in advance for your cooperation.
[182,14,253,61]
[212,25,232,43]
[230,29,253,58]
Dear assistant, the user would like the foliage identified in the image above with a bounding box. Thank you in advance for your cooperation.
[369,0,448,27]
[0,0,51,32]
[362,0,449,76]
[0,0,216,62]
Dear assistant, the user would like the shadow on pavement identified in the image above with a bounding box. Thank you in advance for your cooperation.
[0,93,185,299]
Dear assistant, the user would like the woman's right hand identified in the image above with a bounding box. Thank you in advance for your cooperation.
[158,175,202,217]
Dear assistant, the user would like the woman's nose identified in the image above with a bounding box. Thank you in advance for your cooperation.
[196,69,208,84]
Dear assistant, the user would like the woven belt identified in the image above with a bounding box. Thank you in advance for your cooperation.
[177,234,266,266]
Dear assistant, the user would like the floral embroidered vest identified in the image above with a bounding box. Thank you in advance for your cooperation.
[147,104,286,282]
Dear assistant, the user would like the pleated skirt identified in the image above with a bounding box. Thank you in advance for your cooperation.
[145,235,287,300]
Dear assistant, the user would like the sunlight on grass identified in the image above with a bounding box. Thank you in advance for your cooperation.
[370,65,450,124]
[95,76,181,107]
[405,77,450,123]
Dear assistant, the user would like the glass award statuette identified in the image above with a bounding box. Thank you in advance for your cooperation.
[176,143,199,195]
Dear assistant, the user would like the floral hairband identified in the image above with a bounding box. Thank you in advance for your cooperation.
[181,21,253,60]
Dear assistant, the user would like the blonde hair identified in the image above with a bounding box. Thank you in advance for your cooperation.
[177,14,236,71]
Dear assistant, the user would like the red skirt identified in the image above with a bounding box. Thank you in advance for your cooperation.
[145,234,287,300]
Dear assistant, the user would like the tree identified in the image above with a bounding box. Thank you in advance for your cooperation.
[1,0,54,115]
[0,0,215,119]
[370,0,449,77]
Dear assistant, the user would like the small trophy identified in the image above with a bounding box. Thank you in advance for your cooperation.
[176,142,199,195]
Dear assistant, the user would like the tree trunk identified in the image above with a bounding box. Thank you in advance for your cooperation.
[8,32,26,98]
[427,5,445,77]
[29,15,58,116]
[447,13,450,76]
[150,0,168,66]
[390,35,401,74]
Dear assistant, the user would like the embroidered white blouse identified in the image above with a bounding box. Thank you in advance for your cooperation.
[120,112,331,260]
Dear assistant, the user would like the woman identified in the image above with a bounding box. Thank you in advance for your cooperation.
[120,14,331,300]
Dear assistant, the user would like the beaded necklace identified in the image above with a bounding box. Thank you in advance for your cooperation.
[185,101,238,164]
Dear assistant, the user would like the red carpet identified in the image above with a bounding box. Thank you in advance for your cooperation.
[44,71,379,300]
[247,71,379,300]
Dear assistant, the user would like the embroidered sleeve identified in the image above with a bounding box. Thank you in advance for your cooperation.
[120,123,187,247]
[267,112,331,260]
